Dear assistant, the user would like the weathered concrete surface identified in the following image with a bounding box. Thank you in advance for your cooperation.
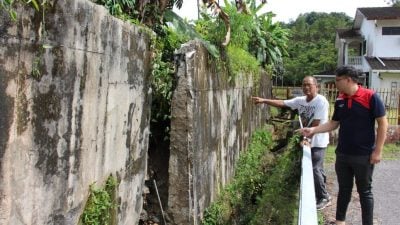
[0,1,151,224]
[168,41,270,225]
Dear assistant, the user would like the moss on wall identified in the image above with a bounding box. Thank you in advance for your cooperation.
[0,69,14,171]
[16,73,29,135]
[32,84,61,177]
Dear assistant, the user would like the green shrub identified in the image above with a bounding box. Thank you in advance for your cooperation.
[249,134,301,225]
[80,175,118,225]
[226,45,260,79]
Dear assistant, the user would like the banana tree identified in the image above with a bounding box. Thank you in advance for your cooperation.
[244,0,290,69]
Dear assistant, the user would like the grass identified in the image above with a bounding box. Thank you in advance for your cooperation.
[325,143,400,164]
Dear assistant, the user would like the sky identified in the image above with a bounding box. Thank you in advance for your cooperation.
[175,0,389,23]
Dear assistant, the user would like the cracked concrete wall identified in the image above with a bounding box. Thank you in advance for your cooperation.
[168,41,270,225]
[0,1,151,224]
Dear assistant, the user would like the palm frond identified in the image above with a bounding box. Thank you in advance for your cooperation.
[164,9,220,57]
[174,0,183,9]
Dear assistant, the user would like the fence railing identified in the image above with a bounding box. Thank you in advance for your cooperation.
[298,144,318,225]
[272,86,400,125]
[346,56,363,66]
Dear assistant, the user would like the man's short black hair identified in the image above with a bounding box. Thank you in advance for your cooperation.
[335,66,360,82]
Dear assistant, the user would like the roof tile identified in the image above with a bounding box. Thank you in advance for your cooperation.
[358,7,400,20]
[365,57,400,70]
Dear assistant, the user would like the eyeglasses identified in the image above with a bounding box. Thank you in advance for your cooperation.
[302,83,316,87]
[335,77,348,82]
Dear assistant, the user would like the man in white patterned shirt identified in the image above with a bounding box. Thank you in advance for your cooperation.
[252,76,331,210]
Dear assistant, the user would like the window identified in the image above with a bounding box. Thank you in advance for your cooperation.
[362,40,367,55]
[382,27,400,35]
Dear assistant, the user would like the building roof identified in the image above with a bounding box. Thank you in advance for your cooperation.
[357,7,400,20]
[365,57,400,70]
[336,28,361,39]
[338,7,400,39]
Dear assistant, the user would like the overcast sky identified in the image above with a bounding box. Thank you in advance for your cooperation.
[175,0,389,23]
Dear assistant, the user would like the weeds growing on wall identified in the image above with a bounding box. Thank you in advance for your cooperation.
[91,0,140,23]
[226,45,260,80]
[80,175,118,225]
[91,0,183,27]
[0,0,44,20]
[202,128,301,225]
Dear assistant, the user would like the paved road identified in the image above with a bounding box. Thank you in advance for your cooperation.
[374,159,400,225]
[323,159,400,225]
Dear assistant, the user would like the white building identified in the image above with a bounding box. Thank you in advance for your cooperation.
[335,7,400,91]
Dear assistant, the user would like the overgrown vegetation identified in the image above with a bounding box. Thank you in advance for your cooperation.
[225,45,260,79]
[80,175,118,225]
[0,0,44,19]
[195,0,289,77]
[202,128,302,225]
[90,0,183,27]
[150,25,189,126]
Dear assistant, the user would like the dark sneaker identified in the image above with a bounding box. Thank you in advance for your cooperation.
[316,198,331,210]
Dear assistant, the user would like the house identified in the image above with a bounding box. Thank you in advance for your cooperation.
[335,7,400,93]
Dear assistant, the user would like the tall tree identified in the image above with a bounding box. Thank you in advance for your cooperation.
[282,12,352,86]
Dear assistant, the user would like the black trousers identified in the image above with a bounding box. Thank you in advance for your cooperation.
[335,153,374,225]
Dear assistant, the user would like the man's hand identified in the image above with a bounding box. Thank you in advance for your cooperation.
[251,96,265,104]
[370,148,383,164]
[297,127,315,138]
[251,97,286,108]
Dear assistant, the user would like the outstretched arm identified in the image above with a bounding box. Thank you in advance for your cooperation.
[251,96,286,108]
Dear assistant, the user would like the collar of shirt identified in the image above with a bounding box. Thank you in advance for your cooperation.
[337,85,372,109]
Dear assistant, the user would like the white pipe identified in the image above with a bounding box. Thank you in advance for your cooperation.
[153,180,167,225]
[376,57,386,67]
[298,145,318,225]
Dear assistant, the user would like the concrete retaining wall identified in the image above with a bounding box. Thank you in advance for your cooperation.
[167,41,270,224]
[0,1,152,224]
